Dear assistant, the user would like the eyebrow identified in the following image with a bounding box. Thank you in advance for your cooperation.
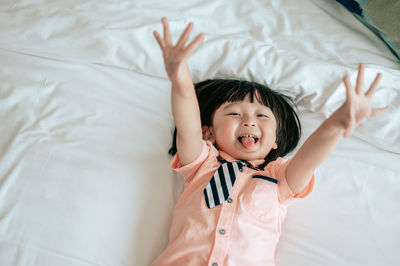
[222,102,271,113]
[222,103,238,110]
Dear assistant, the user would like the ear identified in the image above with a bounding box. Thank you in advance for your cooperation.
[202,126,216,144]
[272,141,278,150]
[272,140,278,150]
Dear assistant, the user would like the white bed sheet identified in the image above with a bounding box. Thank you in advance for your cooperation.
[0,0,399,265]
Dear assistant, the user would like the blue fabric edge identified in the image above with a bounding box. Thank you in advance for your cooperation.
[336,0,400,63]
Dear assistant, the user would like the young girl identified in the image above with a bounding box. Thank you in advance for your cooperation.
[151,18,389,266]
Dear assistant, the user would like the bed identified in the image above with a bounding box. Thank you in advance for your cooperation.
[0,0,399,265]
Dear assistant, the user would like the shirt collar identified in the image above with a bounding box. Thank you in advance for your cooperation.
[218,150,265,170]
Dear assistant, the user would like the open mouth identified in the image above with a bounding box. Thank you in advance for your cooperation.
[237,134,259,149]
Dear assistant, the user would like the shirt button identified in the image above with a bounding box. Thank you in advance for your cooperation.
[212,263,218,266]
[219,229,225,235]
[239,168,243,172]
[227,197,232,203]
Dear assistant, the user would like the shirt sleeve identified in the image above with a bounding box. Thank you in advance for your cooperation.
[267,157,315,205]
[170,140,211,183]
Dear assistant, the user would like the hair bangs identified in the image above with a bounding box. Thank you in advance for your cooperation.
[224,81,270,107]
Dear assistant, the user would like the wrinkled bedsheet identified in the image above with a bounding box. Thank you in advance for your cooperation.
[0,0,399,265]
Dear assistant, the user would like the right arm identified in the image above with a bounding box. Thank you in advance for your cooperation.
[153,18,205,165]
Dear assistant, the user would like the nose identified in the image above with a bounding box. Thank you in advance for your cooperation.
[243,122,256,127]
[242,116,256,127]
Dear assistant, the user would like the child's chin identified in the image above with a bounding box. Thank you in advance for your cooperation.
[236,151,260,161]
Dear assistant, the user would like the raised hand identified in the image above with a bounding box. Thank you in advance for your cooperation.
[153,18,204,96]
[339,63,389,136]
[286,64,390,194]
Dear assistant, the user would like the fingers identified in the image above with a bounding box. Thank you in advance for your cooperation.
[367,72,388,117]
[365,72,382,99]
[355,63,364,94]
[186,33,205,57]
[154,18,204,50]
[371,106,390,117]
[154,17,204,62]
[176,22,194,48]
[344,75,354,101]
[153,17,171,49]
[343,75,352,90]
[153,31,165,49]
[161,17,172,45]
[345,64,383,99]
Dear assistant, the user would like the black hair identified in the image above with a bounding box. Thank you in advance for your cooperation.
[168,79,301,167]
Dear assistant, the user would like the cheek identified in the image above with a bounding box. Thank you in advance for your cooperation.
[215,120,236,139]
[262,122,277,138]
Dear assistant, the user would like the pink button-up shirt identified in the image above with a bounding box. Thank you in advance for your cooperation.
[152,140,314,266]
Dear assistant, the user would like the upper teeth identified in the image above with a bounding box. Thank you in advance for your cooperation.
[240,134,257,138]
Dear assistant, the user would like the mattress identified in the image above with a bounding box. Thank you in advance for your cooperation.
[0,0,399,265]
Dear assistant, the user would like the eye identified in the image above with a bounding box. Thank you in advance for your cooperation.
[227,113,240,116]
[257,114,269,118]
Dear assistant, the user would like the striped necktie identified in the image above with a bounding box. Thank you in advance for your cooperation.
[204,159,256,209]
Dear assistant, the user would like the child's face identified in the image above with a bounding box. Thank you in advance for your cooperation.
[203,94,278,161]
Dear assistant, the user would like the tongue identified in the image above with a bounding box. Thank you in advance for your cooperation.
[240,137,256,149]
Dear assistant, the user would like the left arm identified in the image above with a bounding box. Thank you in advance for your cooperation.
[286,63,389,195]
